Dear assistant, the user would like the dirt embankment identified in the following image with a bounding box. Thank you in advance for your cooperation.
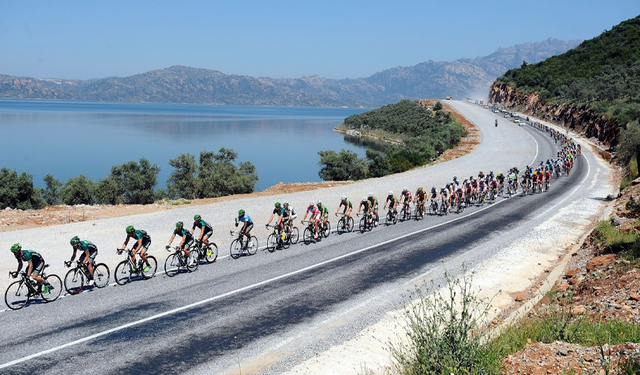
[502,182,640,374]
[0,102,479,233]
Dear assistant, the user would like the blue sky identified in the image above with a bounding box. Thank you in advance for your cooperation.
[1,0,639,80]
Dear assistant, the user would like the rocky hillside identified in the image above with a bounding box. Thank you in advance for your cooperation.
[489,82,620,146]
[0,39,580,108]
[489,16,640,147]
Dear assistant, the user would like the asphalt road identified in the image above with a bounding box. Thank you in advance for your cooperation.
[0,102,599,375]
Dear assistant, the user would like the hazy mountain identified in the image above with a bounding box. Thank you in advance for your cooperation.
[0,38,581,107]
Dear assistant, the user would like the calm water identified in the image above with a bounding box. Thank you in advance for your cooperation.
[0,99,368,191]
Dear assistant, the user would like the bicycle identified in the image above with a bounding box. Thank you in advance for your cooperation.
[426,199,437,216]
[164,245,199,277]
[229,230,258,259]
[399,202,412,222]
[63,260,110,294]
[114,248,157,285]
[266,224,288,252]
[439,197,449,215]
[190,239,218,264]
[384,205,398,225]
[5,267,62,310]
[302,220,321,244]
[357,212,375,233]
[335,213,354,234]
[283,222,300,246]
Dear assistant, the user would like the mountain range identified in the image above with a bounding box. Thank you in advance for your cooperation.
[0,38,581,108]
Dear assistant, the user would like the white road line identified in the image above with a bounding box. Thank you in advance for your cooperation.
[0,197,513,370]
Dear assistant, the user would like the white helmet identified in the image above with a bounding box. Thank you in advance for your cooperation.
[309,201,315,207]
[340,195,346,200]
[368,192,373,198]
[388,191,393,196]
[402,186,408,192]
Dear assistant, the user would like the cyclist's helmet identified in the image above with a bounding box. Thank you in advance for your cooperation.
[453,176,457,181]
[316,200,322,205]
[10,243,21,253]
[176,221,183,228]
[126,225,135,233]
[194,214,202,221]
[431,186,436,191]
[340,195,346,201]
[402,186,408,193]
[283,201,289,207]
[368,192,373,198]
[418,186,424,192]
[70,236,80,246]
[362,196,367,202]
[275,202,281,207]
[388,191,393,196]
[238,209,245,216]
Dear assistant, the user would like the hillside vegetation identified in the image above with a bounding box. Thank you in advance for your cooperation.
[318,100,465,180]
[496,15,640,128]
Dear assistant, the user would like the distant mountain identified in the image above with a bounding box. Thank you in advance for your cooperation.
[0,38,581,107]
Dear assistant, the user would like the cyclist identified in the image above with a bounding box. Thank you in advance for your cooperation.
[400,187,412,214]
[167,221,195,265]
[266,202,286,241]
[367,193,379,225]
[384,191,399,219]
[191,214,214,248]
[235,209,254,248]
[357,196,373,226]
[10,243,53,295]
[122,225,152,273]
[316,200,330,235]
[66,236,99,284]
[336,195,353,220]
[415,186,427,214]
[440,186,450,212]
[302,201,321,240]
[283,201,297,230]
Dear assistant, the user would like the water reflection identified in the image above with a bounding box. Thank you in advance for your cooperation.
[0,100,367,191]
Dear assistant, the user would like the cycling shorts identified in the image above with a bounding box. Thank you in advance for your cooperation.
[31,258,45,274]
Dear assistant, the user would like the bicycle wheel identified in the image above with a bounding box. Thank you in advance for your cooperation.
[230,239,242,259]
[267,233,278,253]
[359,217,367,233]
[42,274,62,302]
[93,263,110,288]
[303,227,314,244]
[385,211,393,226]
[282,232,291,249]
[322,221,331,238]
[164,253,180,277]
[142,256,157,279]
[337,218,346,233]
[5,280,29,310]
[115,260,132,285]
[246,236,258,255]
[346,217,354,232]
[64,268,84,295]
[204,243,218,263]
[186,250,199,272]
[290,227,300,244]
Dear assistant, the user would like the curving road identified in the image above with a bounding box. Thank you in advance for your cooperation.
[0,101,612,374]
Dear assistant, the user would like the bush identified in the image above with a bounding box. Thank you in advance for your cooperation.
[61,175,96,205]
[96,158,160,204]
[318,149,368,181]
[167,148,258,199]
[389,269,499,374]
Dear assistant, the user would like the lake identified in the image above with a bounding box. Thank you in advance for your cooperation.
[0,99,368,191]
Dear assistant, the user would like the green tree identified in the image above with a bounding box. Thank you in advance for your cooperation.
[167,148,258,199]
[366,149,391,178]
[167,153,199,199]
[318,150,368,181]
[96,158,160,204]
[61,174,95,205]
[198,148,258,198]
[42,174,63,206]
[0,168,45,210]
[433,101,443,111]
